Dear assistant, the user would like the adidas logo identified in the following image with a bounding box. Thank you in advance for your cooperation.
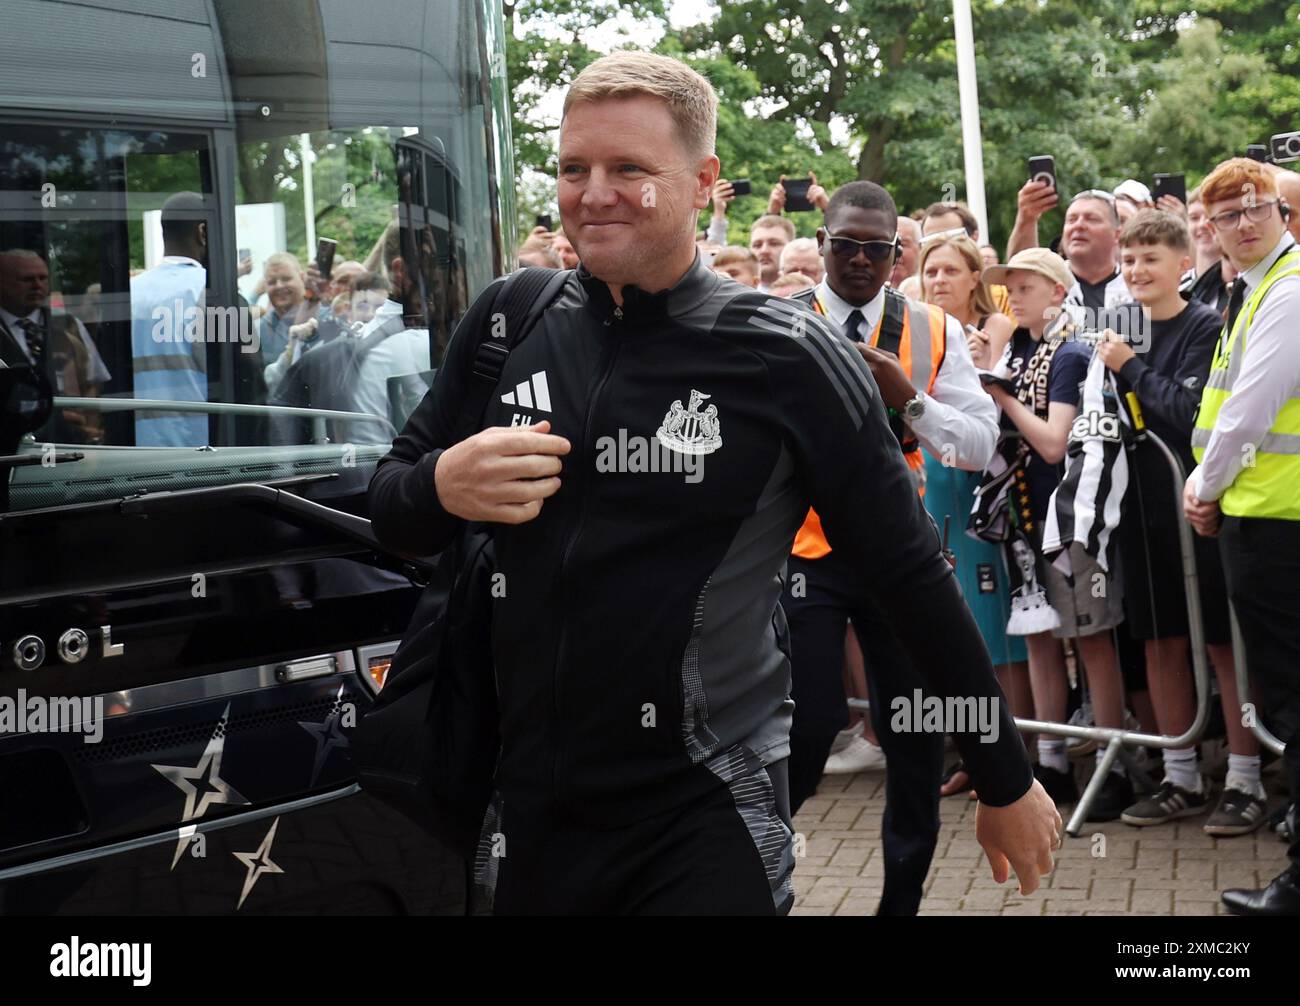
[502,370,551,426]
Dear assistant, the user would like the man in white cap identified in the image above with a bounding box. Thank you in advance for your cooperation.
[1113,179,1154,226]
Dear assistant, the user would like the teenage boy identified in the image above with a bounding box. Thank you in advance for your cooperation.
[978,249,1132,818]
[1097,210,1265,834]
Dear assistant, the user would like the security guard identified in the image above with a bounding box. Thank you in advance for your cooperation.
[1187,157,1300,916]
[786,180,1000,915]
[130,192,210,447]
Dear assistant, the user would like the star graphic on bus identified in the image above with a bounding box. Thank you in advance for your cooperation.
[152,703,249,868]
[232,816,284,910]
[298,685,351,787]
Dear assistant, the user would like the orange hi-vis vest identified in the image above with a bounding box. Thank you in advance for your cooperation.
[792,286,947,560]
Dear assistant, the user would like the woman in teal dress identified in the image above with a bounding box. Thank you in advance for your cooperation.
[918,232,1031,794]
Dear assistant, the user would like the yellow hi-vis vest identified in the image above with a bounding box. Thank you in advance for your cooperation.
[1191,246,1300,521]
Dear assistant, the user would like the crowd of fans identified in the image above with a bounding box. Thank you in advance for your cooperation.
[518,156,1300,882]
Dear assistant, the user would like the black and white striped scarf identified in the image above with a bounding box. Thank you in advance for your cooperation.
[1042,349,1130,575]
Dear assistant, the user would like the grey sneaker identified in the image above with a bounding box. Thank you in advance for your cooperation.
[1204,787,1269,837]
[1121,780,1208,826]
[1066,703,1096,758]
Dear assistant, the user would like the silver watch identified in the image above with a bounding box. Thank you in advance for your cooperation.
[902,394,926,422]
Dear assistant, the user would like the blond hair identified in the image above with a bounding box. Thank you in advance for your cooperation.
[918,235,998,319]
[770,272,815,294]
[563,52,718,160]
[263,251,303,276]
[711,245,758,270]
[751,214,795,242]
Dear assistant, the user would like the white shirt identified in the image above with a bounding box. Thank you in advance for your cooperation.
[810,280,998,470]
[352,301,430,443]
[1191,232,1300,502]
[0,306,111,382]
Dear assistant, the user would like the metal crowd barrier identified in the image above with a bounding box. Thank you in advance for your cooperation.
[848,427,1276,837]
[1230,608,1286,756]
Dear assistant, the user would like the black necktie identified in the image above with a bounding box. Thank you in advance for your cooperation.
[1224,277,1246,334]
[843,308,866,343]
[18,317,46,369]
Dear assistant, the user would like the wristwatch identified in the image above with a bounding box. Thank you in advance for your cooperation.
[902,394,926,422]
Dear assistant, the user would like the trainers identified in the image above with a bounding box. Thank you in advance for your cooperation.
[1066,703,1096,758]
[1085,770,1134,822]
[1033,763,1079,805]
[1121,780,1208,827]
[1067,706,1141,759]
[828,723,862,757]
[1204,787,1269,837]
[824,734,886,774]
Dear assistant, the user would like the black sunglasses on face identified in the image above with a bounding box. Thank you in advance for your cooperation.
[823,230,898,262]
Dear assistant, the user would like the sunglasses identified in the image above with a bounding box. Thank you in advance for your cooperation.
[822,230,898,262]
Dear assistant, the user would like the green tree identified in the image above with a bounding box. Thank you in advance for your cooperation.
[1111,19,1272,189]
[503,0,1299,254]
[1132,3,1300,162]
[684,0,1141,248]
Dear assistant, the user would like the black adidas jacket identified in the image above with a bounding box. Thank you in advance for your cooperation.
[369,255,1033,826]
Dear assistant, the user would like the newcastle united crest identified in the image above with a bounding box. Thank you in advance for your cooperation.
[657,389,722,456]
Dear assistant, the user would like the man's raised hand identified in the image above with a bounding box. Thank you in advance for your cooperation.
[1017,178,1059,223]
[434,421,570,524]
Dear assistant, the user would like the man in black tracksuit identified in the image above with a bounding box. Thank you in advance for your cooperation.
[367,51,1060,915]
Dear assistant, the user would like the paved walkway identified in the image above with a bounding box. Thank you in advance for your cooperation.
[791,762,1291,916]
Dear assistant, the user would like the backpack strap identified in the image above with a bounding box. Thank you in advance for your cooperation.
[876,287,907,356]
[356,310,410,359]
[452,267,571,443]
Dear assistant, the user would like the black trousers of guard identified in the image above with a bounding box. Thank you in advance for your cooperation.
[785,552,945,916]
[1220,516,1300,870]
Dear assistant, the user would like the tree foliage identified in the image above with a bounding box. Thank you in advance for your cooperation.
[507,0,1300,251]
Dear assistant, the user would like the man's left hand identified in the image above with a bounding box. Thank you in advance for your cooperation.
[1183,473,1222,536]
[855,343,913,410]
[976,779,1061,896]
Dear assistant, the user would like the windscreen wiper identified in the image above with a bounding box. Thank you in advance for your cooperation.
[2,473,433,574]
[0,451,84,471]
[0,472,336,525]
[0,474,435,605]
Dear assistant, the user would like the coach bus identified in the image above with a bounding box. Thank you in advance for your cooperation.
[0,0,515,914]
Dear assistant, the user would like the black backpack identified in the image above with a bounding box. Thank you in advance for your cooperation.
[354,267,570,858]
